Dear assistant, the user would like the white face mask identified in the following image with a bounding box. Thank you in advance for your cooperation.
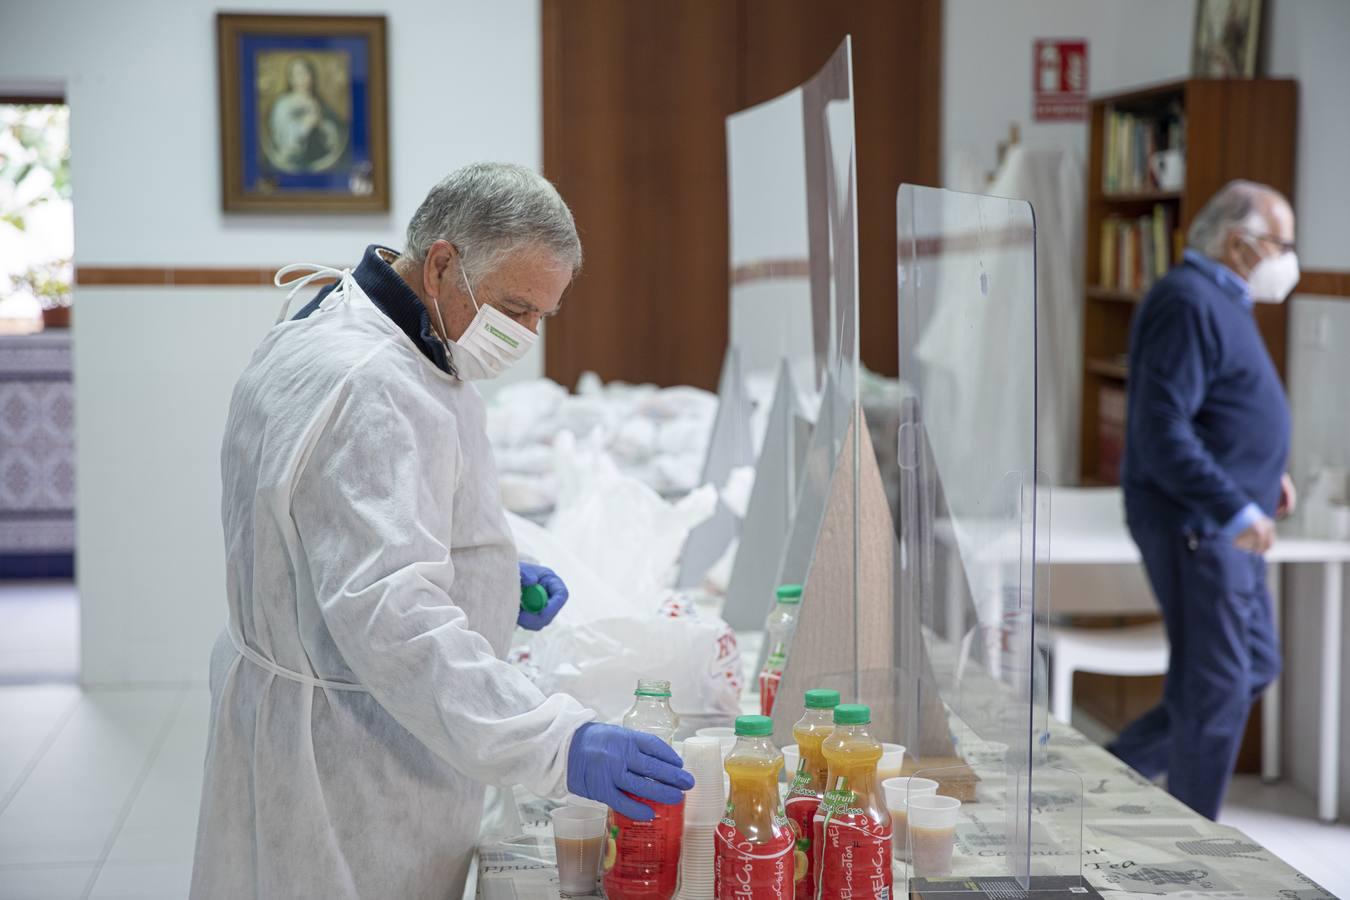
[432,264,538,380]
[1243,238,1300,304]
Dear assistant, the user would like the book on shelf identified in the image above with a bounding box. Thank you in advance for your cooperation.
[1097,384,1127,484]
[1102,103,1185,194]
[1098,204,1178,294]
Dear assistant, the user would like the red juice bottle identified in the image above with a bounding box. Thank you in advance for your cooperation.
[715,715,796,900]
[785,689,839,899]
[604,679,684,900]
[814,704,892,899]
[759,585,802,716]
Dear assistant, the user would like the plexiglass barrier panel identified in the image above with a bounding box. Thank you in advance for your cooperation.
[718,38,864,736]
[897,184,1083,892]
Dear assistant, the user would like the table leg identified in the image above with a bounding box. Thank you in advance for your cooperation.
[1263,562,1282,783]
[1318,561,1342,823]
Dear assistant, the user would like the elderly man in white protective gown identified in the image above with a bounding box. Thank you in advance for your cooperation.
[190,163,693,899]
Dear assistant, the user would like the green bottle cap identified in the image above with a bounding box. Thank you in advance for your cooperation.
[520,584,548,614]
[734,715,774,736]
[776,584,803,603]
[804,689,841,709]
[833,704,870,725]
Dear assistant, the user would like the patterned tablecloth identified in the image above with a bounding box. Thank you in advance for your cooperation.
[473,722,1336,899]
[0,331,75,576]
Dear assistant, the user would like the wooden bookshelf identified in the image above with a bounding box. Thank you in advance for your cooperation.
[1086,286,1144,305]
[1080,78,1297,486]
[1086,357,1130,381]
[1101,190,1183,204]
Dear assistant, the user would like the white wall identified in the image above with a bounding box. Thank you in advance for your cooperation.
[944,0,1350,270]
[1266,1,1350,269]
[0,0,543,683]
[943,0,1192,186]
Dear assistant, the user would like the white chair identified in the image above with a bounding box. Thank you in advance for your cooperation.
[1050,622,1170,724]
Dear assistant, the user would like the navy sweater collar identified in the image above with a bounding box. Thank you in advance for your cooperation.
[352,245,454,374]
[1182,249,1253,310]
[294,244,453,375]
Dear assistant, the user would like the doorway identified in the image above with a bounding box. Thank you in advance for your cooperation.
[0,92,78,683]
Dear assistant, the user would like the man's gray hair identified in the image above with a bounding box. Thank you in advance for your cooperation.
[404,162,582,284]
[1187,179,1290,258]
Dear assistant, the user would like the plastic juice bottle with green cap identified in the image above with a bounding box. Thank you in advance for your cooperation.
[785,689,839,899]
[815,704,892,899]
[716,715,795,899]
[759,584,802,716]
[604,679,684,900]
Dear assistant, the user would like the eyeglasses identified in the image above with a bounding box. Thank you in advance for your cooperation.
[1240,230,1296,253]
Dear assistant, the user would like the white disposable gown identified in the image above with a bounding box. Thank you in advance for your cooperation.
[190,273,594,898]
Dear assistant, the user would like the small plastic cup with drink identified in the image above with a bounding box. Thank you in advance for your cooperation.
[551,805,609,896]
[907,794,963,877]
[881,776,938,862]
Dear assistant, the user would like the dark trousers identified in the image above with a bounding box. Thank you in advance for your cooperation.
[1108,517,1282,820]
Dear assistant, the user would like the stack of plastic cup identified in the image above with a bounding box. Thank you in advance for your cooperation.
[675,736,724,899]
[780,744,800,781]
[694,726,737,759]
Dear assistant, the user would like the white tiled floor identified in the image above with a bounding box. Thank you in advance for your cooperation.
[0,685,208,900]
[0,583,78,685]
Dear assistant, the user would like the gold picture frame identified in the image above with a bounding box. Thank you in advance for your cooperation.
[217,13,389,213]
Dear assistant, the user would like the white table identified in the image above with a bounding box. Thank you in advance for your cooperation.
[941,487,1350,822]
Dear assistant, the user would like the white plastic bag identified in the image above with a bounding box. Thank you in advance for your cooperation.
[528,600,743,725]
[549,431,717,599]
[505,452,741,724]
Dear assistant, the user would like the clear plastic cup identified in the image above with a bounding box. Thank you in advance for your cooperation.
[780,744,800,779]
[562,793,608,811]
[695,726,737,758]
[877,743,907,782]
[907,794,961,877]
[551,805,608,896]
[881,776,938,862]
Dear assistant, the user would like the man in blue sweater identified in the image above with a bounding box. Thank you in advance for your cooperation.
[1111,180,1300,819]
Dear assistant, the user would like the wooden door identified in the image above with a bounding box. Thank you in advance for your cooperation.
[542,0,943,389]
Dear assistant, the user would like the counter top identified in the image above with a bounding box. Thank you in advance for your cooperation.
[472,721,1336,899]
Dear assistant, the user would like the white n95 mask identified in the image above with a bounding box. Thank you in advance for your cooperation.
[1245,242,1300,304]
[433,264,537,380]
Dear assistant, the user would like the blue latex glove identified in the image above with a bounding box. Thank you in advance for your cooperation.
[518,562,568,631]
[566,723,695,821]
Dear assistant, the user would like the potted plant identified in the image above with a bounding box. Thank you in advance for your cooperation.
[12,259,73,328]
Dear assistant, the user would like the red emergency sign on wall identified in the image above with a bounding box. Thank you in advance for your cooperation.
[1034,39,1088,122]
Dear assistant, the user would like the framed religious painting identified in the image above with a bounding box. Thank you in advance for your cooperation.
[1191,0,1263,78]
[217,13,389,212]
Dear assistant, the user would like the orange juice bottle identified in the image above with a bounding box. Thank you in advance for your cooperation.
[785,689,839,900]
[715,715,794,899]
[815,704,892,899]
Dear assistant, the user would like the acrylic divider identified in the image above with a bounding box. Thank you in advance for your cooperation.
[896,184,1084,893]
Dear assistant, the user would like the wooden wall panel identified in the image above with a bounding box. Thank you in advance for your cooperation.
[542,0,740,391]
[738,0,942,379]
[542,0,942,389]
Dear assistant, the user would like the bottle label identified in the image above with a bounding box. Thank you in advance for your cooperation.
[605,800,683,898]
[714,821,795,900]
[784,792,822,900]
[814,795,893,900]
[759,662,784,716]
